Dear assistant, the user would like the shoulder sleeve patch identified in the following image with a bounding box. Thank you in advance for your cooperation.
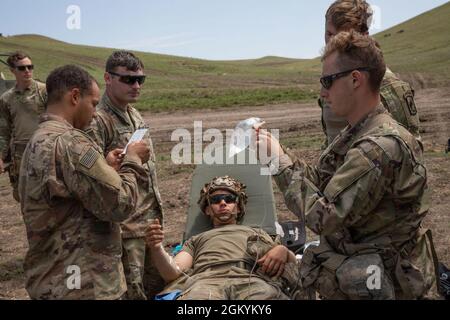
[79,147,100,169]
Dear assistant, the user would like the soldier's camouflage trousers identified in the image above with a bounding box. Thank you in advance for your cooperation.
[8,153,22,202]
[8,142,29,202]
[122,237,165,300]
[177,274,290,300]
[300,248,395,300]
[299,231,440,300]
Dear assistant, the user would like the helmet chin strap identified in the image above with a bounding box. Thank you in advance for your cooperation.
[213,210,239,226]
[217,211,238,220]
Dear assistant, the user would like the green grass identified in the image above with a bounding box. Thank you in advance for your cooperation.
[0,34,321,110]
[374,2,450,83]
[138,87,318,112]
[0,2,449,110]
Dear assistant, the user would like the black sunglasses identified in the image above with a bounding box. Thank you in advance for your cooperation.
[15,65,34,71]
[209,194,238,205]
[108,71,146,85]
[320,67,370,90]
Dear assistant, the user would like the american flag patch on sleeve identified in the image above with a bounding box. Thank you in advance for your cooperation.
[79,147,99,169]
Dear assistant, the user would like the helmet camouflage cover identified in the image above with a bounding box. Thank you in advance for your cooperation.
[198,176,248,220]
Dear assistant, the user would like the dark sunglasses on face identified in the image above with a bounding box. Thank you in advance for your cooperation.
[108,71,146,85]
[209,194,238,205]
[15,65,34,71]
[320,67,370,90]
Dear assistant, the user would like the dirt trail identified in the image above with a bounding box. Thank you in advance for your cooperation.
[147,102,321,146]
[1,88,449,299]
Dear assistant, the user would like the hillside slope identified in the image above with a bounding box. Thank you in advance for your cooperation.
[0,2,448,110]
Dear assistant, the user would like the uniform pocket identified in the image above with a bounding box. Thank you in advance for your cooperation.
[324,148,375,201]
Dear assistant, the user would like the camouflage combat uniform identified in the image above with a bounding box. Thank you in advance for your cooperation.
[319,68,421,147]
[161,224,290,300]
[0,80,47,201]
[87,94,164,300]
[274,105,439,299]
[18,113,149,300]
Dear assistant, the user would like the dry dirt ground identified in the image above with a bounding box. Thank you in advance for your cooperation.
[1,88,449,299]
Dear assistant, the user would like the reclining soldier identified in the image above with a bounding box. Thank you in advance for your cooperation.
[146,176,300,300]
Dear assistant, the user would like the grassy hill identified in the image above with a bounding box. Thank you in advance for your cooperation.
[0,34,319,111]
[374,1,450,87]
[374,2,450,73]
[0,2,448,111]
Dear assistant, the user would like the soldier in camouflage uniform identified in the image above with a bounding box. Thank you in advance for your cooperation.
[0,51,47,201]
[87,51,164,300]
[146,176,298,300]
[319,0,420,147]
[18,65,151,300]
[258,31,440,299]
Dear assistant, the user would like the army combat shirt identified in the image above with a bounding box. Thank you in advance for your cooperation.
[19,114,149,300]
[183,224,275,275]
[274,105,437,298]
[88,94,163,239]
[0,80,47,161]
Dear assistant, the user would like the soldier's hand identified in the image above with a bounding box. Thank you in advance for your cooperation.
[256,129,284,166]
[145,219,164,249]
[106,148,124,171]
[257,245,288,278]
[0,159,4,174]
[127,141,150,163]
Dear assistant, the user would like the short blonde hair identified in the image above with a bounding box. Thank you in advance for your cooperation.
[326,0,373,33]
[322,30,386,92]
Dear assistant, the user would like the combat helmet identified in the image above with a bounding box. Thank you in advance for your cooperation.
[198,176,248,221]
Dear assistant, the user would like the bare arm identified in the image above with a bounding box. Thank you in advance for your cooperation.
[146,219,193,283]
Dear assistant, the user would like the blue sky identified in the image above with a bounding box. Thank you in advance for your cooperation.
[1,0,448,60]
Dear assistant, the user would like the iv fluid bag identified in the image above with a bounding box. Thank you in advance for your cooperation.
[229,117,264,157]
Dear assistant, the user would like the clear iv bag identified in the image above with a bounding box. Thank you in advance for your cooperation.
[229,117,264,157]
